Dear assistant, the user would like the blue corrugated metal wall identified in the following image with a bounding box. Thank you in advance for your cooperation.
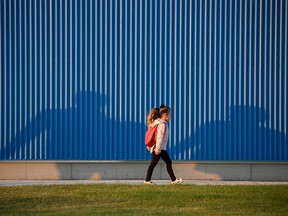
[0,0,287,160]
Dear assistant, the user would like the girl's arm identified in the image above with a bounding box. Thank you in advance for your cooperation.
[155,123,166,154]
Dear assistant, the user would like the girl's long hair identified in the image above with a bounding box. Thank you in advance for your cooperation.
[146,104,171,125]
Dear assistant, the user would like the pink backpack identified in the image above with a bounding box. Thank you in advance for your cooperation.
[145,122,167,147]
[145,124,159,147]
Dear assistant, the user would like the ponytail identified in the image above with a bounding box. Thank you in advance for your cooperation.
[146,107,160,125]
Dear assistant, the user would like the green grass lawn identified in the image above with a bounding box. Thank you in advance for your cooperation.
[0,184,287,216]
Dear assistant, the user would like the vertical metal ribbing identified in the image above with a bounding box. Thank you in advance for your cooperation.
[114,0,118,159]
[224,0,228,160]
[207,0,211,160]
[232,0,237,160]
[153,0,156,107]
[109,0,113,159]
[123,0,126,158]
[69,0,73,159]
[73,0,77,159]
[119,0,123,159]
[104,0,108,159]
[50,0,54,159]
[0,0,3,160]
[183,0,187,160]
[193,0,197,159]
[12,0,15,158]
[33,0,36,159]
[203,0,207,160]
[6,0,9,158]
[173,0,177,159]
[0,0,2,160]
[248,0,252,160]
[24,0,27,159]
[138,0,143,159]
[263,0,268,160]
[188,0,192,159]
[150,0,153,104]
[228,0,232,160]
[278,0,282,160]
[8,0,11,160]
[40,0,43,159]
[83,0,87,160]
[178,0,182,160]
[168,0,172,150]
[87,0,96,160]
[268,0,273,160]
[258,0,263,161]
[64,0,68,160]
[253,0,258,160]
[130,0,134,159]
[4,0,7,159]
[1,0,287,161]
[59,0,63,159]
[134,0,137,159]
[199,0,202,160]
[273,0,278,160]
[285,0,288,160]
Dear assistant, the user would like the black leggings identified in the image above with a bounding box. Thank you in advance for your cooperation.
[145,150,176,182]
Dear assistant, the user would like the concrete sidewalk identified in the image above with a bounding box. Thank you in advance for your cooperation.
[1,180,288,187]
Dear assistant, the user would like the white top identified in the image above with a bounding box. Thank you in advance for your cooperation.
[149,118,168,152]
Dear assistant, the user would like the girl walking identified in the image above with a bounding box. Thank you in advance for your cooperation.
[144,105,183,184]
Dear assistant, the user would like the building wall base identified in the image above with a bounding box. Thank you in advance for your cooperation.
[1,161,287,181]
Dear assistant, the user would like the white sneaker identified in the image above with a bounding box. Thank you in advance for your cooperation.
[144,181,155,185]
[171,178,183,184]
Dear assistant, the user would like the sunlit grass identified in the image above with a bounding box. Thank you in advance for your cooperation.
[0,184,287,215]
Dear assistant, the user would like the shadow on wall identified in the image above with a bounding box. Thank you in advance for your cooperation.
[182,105,287,161]
[2,90,147,161]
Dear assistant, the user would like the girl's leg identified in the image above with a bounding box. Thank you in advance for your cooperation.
[160,150,176,181]
[145,153,161,181]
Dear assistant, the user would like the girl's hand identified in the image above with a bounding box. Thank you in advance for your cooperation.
[155,151,161,155]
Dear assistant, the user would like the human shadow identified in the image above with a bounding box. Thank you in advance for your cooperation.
[179,105,287,161]
[2,91,149,162]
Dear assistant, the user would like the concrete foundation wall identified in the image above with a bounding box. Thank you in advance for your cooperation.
[0,161,288,181]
